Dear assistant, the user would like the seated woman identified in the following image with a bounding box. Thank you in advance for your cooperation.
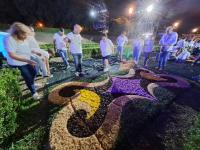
[29,27,53,77]
[5,22,41,100]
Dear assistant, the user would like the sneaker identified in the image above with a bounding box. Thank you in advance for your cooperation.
[35,83,42,89]
[32,93,41,100]
[66,65,71,69]
[75,72,80,77]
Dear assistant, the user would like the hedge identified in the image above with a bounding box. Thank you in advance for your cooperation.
[0,68,22,144]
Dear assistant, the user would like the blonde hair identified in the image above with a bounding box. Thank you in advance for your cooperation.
[9,22,32,40]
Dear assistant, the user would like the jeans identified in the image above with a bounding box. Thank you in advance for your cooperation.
[144,52,151,66]
[11,64,37,95]
[117,46,124,60]
[133,47,141,64]
[72,53,82,72]
[58,49,69,66]
[31,55,48,76]
[158,51,169,70]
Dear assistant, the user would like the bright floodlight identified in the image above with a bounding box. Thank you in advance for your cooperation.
[173,22,180,28]
[146,4,154,13]
[90,9,97,18]
[129,7,134,15]
[192,28,198,33]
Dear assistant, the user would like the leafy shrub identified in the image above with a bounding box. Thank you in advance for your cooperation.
[183,114,200,150]
[8,127,46,150]
[0,68,22,144]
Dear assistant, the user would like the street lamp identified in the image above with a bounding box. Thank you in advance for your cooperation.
[173,21,180,29]
[89,9,97,18]
[192,28,198,33]
[128,7,134,15]
[146,4,154,13]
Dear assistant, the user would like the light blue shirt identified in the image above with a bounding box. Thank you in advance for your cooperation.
[159,32,178,51]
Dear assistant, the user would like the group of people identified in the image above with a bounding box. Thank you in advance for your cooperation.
[4,22,84,100]
[3,21,200,100]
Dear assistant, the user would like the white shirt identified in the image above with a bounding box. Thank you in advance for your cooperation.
[66,32,82,54]
[5,35,32,66]
[143,38,154,52]
[28,36,49,58]
[116,35,128,47]
[53,33,67,50]
[100,38,114,57]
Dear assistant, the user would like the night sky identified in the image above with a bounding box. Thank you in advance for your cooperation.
[0,0,199,33]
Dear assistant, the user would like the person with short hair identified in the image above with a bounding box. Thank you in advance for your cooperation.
[5,22,41,100]
[116,31,128,61]
[66,24,83,77]
[53,28,70,69]
[157,26,178,70]
[100,34,114,72]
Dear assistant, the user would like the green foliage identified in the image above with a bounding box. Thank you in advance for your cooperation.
[0,69,22,144]
[8,127,46,150]
[35,27,71,34]
[39,43,101,59]
[183,114,200,150]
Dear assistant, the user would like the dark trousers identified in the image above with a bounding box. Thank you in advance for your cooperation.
[11,64,37,95]
[72,53,82,73]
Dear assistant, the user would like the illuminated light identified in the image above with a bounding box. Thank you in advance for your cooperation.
[146,4,154,13]
[128,7,134,15]
[36,22,44,28]
[173,21,180,28]
[192,28,198,33]
[89,9,97,18]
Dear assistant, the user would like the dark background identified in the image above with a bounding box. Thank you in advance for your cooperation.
[0,0,199,34]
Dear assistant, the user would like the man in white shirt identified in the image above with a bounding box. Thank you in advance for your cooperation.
[157,26,178,70]
[116,31,128,61]
[66,24,83,77]
[143,36,154,67]
[53,28,70,69]
[100,34,114,72]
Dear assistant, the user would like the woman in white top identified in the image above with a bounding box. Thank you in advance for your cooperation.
[100,34,114,72]
[5,22,41,100]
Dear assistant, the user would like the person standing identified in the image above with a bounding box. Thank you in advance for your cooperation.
[116,31,128,62]
[157,26,178,70]
[66,24,83,77]
[53,28,70,69]
[100,34,114,72]
[5,22,40,100]
[143,36,154,67]
[132,36,143,65]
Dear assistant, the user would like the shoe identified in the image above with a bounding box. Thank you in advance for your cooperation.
[32,93,41,100]
[35,83,42,89]
[75,72,80,77]
[66,65,71,69]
